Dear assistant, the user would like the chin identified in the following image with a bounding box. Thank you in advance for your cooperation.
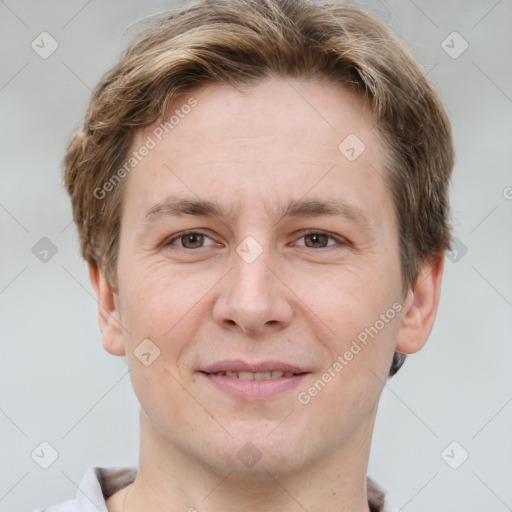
[199,422,313,478]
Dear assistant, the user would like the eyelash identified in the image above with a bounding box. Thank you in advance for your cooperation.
[163,229,349,250]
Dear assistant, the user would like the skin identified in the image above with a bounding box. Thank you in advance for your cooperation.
[89,77,444,512]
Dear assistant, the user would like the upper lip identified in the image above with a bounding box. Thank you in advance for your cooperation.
[201,359,309,374]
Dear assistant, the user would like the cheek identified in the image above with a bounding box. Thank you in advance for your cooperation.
[119,257,204,332]
[294,253,402,389]
[127,358,202,442]
[119,258,222,384]
[119,265,204,425]
[298,314,400,441]
[302,259,400,333]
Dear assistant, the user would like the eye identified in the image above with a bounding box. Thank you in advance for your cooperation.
[163,230,348,250]
[164,230,216,249]
[294,231,345,249]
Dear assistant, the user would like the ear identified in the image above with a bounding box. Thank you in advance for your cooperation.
[87,261,125,356]
[395,253,445,354]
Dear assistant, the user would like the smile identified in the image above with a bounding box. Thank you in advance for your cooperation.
[204,370,298,379]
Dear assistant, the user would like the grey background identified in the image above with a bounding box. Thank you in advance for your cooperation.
[0,0,511,511]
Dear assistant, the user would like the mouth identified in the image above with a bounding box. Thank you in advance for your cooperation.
[198,360,310,400]
[201,370,301,379]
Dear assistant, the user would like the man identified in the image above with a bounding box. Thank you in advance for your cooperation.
[37,0,454,510]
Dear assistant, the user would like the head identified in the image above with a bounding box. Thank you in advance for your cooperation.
[63,0,453,480]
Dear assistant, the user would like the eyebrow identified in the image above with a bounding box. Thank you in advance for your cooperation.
[144,196,374,230]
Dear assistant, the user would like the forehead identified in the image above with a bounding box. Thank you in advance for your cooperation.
[137,78,380,159]
[124,78,391,224]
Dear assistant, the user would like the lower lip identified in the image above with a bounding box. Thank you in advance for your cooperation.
[200,372,309,400]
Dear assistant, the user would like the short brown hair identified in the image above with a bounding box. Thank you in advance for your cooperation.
[63,0,454,376]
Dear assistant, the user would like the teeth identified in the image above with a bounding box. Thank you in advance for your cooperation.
[212,370,297,379]
[255,372,271,379]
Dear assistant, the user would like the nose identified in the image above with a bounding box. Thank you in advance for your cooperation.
[211,245,294,335]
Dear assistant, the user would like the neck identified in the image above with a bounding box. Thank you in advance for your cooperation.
[120,410,377,512]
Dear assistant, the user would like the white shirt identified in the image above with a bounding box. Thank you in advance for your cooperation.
[34,466,397,511]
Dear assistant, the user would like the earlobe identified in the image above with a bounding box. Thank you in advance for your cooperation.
[395,253,445,355]
[87,261,126,357]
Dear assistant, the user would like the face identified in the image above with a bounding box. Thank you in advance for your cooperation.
[109,78,409,478]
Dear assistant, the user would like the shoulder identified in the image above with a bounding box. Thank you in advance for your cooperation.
[33,500,78,512]
[33,466,137,512]
[368,476,398,512]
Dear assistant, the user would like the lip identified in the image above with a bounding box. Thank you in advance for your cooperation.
[201,359,308,374]
[199,359,310,400]
[200,372,308,400]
